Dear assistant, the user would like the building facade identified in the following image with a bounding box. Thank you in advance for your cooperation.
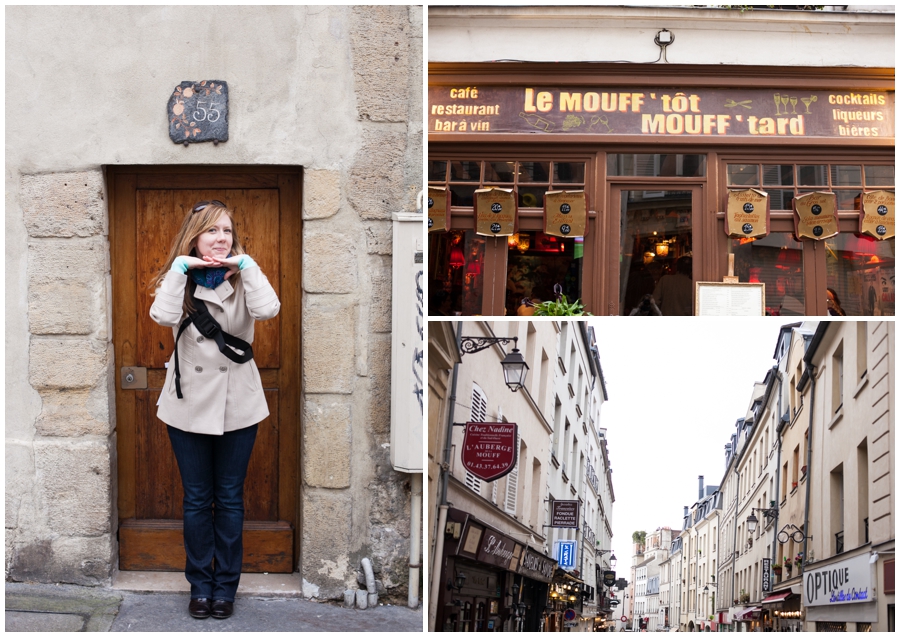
[799,321,895,631]
[6,5,423,602]
[428,5,894,317]
[427,320,614,632]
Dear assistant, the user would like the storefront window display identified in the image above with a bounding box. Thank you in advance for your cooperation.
[506,232,583,316]
[729,234,805,316]
[429,230,486,316]
[826,233,895,316]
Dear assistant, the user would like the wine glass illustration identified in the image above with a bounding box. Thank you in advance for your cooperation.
[790,96,798,114]
[774,93,782,115]
[800,95,817,114]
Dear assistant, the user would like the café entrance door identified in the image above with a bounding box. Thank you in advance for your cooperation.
[607,185,706,316]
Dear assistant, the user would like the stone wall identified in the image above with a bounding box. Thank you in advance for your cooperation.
[6,5,422,600]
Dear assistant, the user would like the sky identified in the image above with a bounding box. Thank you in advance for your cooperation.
[586,317,796,575]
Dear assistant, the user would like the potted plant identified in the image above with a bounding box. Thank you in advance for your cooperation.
[792,481,798,490]
[533,283,593,316]
[739,590,750,604]
[801,465,807,476]
[794,552,804,567]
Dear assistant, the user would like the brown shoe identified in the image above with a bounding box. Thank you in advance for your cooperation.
[211,599,234,619]
[189,597,211,619]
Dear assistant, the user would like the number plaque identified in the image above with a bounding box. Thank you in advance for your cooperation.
[168,80,229,145]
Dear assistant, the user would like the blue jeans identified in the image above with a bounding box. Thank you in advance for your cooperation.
[166,424,257,602]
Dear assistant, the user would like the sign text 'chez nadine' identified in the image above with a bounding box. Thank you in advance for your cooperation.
[462,422,518,481]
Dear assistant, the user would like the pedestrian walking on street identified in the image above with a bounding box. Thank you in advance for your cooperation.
[149,200,281,620]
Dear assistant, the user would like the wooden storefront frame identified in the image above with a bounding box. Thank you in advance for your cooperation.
[428,63,894,316]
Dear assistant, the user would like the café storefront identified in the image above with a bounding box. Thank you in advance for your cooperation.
[438,507,557,632]
[428,63,894,317]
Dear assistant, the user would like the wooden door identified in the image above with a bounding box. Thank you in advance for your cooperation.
[110,167,301,572]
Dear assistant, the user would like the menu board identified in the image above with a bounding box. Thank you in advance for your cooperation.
[696,282,765,316]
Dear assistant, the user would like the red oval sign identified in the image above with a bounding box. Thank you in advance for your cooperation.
[461,422,518,481]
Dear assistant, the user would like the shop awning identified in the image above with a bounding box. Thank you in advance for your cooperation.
[733,607,762,621]
[761,591,792,604]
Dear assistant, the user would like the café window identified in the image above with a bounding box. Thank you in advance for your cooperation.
[608,154,706,178]
[727,162,893,316]
[428,159,588,316]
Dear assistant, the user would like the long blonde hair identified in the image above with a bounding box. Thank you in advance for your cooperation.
[150,201,246,314]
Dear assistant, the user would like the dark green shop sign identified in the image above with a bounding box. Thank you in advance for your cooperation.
[429,86,894,139]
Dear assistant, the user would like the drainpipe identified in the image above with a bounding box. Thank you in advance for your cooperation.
[409,472,422,609]
[773,370,785,584]
[801,363,816,578]
[731,470,740,611]
[428,322,462,631]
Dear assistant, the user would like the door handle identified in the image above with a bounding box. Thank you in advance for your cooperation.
[120,367,148,390]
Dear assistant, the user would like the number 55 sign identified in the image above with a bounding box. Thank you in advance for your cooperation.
[168,80,229,145]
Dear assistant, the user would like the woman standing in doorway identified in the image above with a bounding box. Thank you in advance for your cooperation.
[149,200,280,620]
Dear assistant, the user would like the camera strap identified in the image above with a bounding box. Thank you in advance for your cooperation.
[173,299,253,399]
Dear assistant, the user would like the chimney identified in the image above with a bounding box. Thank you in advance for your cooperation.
[698,475,704,500]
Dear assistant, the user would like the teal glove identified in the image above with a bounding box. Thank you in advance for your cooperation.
[171,256,190,274]
[237,255,257,270]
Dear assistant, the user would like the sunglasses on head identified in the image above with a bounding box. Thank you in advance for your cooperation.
[192,200,226,213]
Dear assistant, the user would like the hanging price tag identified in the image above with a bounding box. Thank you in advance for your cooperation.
[427,186,450,233]
[859,190,894,240]
[725,189,770,239]
[544,190,588,238]
[793,191,838,241]
[474,187,517,237]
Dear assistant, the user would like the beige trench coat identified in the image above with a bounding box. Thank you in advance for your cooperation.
[150,265,281,435]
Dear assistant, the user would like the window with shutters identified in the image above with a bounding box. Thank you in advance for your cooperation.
[465,383,488,495]
[505,431,521,514]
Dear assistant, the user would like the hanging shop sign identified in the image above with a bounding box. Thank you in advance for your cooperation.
[519,546,557,583]
[461,422,518,481]
[550,500,581,528]
[603,570,617,587]
[804,552,875,607]
[544,190,588,238]
[859,190,895,240]
[794,191,839,240]
[477,527,523,570]
[554,540,577,569]
[168,80,229,145]
[428,186,450,233]
[725,189,770,239]
[762,558,772,593]
[429,86,894,139]
[474,187,517,237]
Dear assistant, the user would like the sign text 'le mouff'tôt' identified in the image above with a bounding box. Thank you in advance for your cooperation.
[429,86,894,139]
[544,190,588,238]
[475,188,517,237]
[794,191,839,241]
[461,422,518,481]
[725,189,770,239]
[428,186,451,233]
[168,81,228,144]
[859,190,895,240]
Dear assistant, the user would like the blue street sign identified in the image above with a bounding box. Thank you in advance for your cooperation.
[555,540,577,569]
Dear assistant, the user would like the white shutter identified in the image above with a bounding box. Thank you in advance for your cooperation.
[465,384,488,495]
[504,431,521,514]
[492,405,503,505]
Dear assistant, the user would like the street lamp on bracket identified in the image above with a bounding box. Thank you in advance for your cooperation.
[459,336,529,392]
[596,549,617,570]
[746,506,778,534]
